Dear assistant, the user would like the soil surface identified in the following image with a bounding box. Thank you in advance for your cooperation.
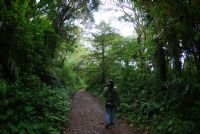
[63,90,140,134]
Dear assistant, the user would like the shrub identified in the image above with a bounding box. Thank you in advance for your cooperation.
[0,75,74,134]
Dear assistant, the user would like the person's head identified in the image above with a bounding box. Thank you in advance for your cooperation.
[108,80,114,89]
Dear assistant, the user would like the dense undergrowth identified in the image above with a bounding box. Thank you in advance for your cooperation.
[87,74,200,134]
[83,1,200,133]
[0,0,99,133]
[1,0,200,134]
[0,74,77,134]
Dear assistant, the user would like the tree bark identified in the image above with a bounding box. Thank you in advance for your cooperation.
[101,42,106,84]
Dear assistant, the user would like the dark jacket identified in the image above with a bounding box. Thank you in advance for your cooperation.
[102,87,119,107]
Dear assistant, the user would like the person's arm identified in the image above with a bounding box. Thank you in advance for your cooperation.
[100,87,107,100]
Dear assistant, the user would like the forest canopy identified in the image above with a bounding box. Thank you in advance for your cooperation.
[83,1,200,134]
[0,0,100,133]
[0,0,200,134]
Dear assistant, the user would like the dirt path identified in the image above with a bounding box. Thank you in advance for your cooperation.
[63,90,140,134]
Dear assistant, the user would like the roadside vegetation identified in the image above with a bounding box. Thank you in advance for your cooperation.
[1,0,200,134]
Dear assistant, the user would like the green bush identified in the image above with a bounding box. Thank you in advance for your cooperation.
[0,76,74,134]
[88,73,200,134]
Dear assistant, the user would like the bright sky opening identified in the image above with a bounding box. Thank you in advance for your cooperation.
[92,0,136,37]
[36,0,135,37]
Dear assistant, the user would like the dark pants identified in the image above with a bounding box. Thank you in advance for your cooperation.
[104,105,116,125]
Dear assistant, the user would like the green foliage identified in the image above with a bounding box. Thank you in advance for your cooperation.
[152,114,199,134]
[0,0,100,133]
[0,76,75,134]
[82,18,200,133]
[1,0,200,133]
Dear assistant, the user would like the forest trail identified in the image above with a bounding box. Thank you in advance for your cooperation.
[63,90,140,134]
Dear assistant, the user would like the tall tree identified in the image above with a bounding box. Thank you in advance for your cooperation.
[91,22,117,83]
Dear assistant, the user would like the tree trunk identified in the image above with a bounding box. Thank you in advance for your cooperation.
[155,43,167,82]
[159,45,167,81]
[101,42,106,84]
[171,41,182,76]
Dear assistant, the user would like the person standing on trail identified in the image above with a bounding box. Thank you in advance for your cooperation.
[101,80,119,128]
